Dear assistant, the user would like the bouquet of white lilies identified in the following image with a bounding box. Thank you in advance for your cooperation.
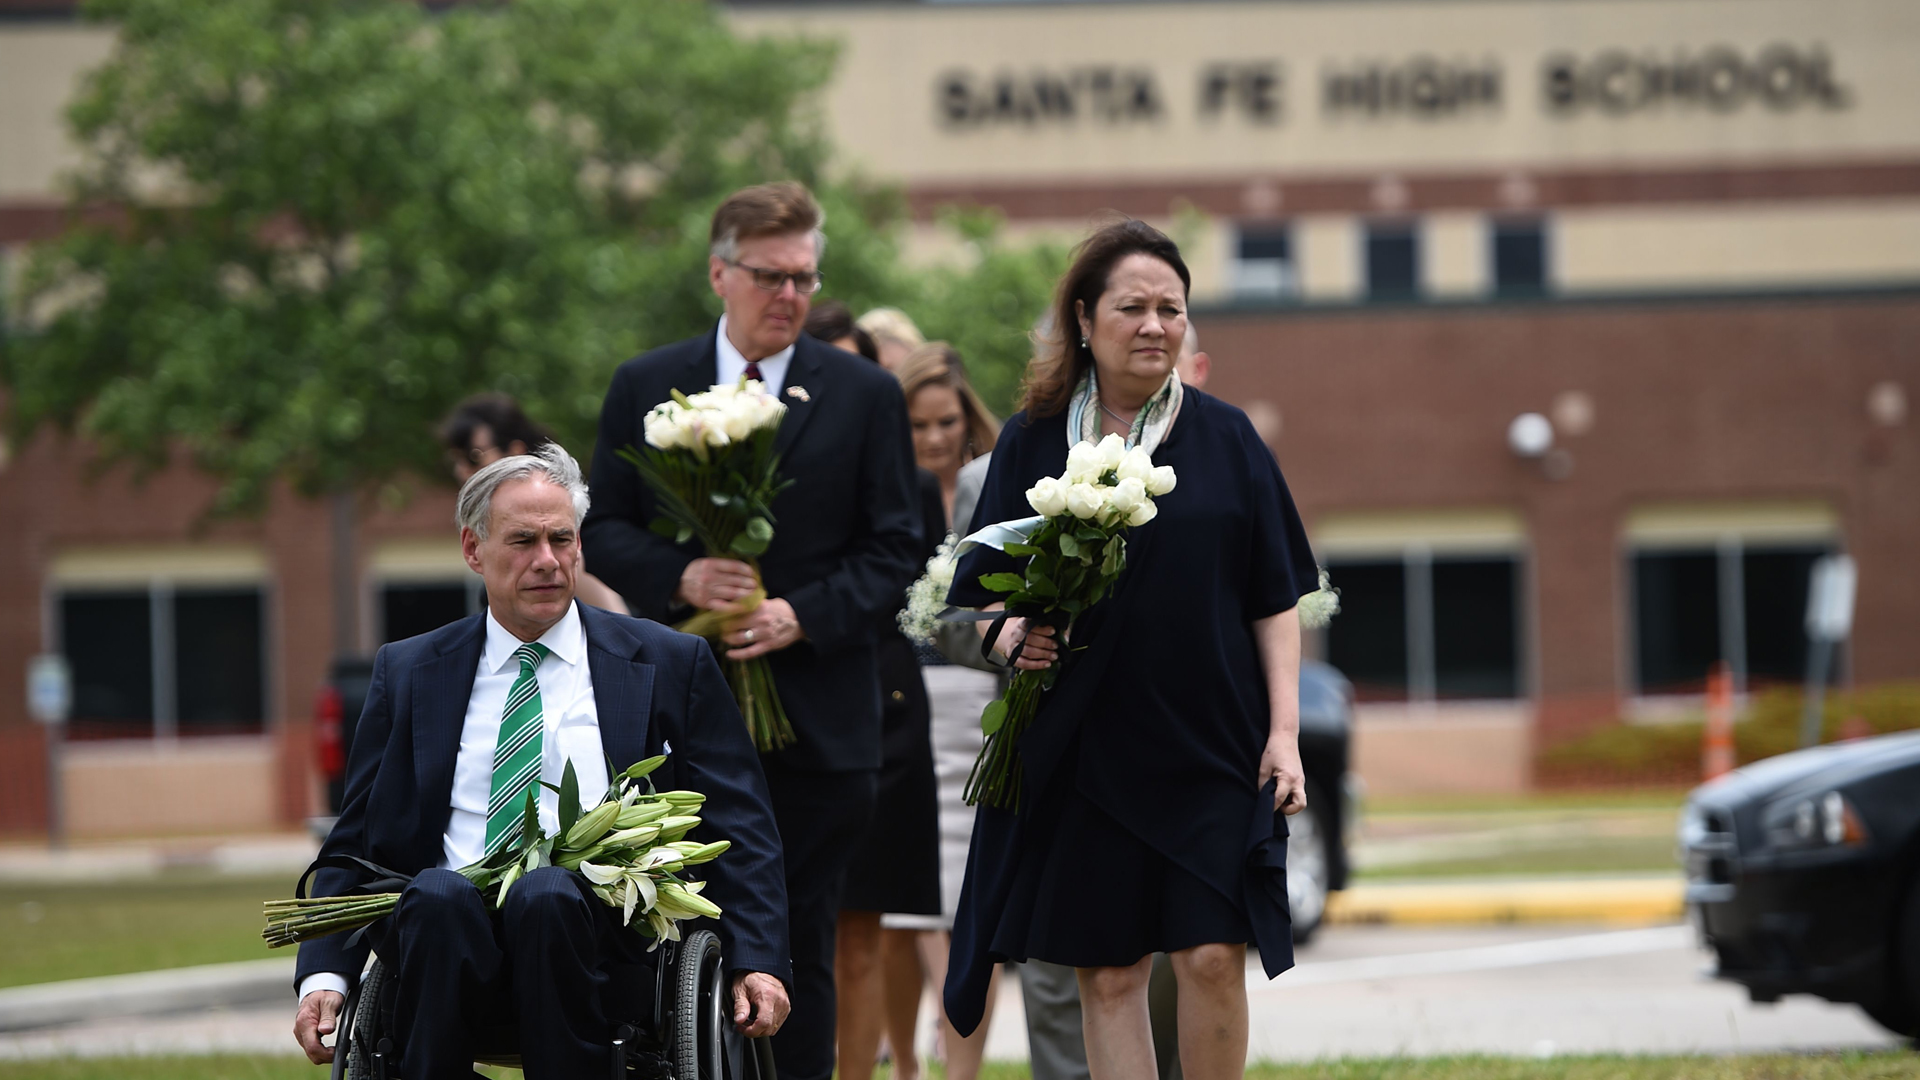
[264,756,728,951]
[959,434,1175,809]
[620,379,795,751]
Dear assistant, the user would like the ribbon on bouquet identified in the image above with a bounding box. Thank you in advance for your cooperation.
[940,514,1067,668]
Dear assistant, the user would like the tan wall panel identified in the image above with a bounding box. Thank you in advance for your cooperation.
[1351,703,1532,795]
[0,26,114,200]
[1296,214,1361,300]
[1424,212,1489,297]
[63,737,278,838]
[731,0,1920,186]
[1557,199,1920,289]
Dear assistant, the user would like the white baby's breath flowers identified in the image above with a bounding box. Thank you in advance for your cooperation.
[1297,568,1342,629]
[897,536,960,642]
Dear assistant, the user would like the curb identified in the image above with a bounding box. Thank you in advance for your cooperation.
[0,958,295,1032]
[1326,876,1686,927]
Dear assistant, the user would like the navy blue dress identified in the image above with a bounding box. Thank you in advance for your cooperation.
[940,389,1317,1036]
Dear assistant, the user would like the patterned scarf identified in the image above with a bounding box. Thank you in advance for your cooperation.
[1066,367,1184,455]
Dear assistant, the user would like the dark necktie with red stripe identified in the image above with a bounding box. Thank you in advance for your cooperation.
[744,361,763,383]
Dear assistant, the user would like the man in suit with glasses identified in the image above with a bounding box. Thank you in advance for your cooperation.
[584,181,922,1080]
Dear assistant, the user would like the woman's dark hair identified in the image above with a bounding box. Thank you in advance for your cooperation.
[1021,219,1190,419]
[440,393,553,455]
[803,299,880,363]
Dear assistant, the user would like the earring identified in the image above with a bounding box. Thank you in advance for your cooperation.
[1080,335,1089,348]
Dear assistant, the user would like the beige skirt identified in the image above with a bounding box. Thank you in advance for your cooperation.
[881,664,1002,931]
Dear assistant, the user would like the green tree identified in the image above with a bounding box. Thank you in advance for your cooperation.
[905,209,1073,419]
[3,0,904,512]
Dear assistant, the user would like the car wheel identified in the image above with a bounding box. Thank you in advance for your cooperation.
[1863,869,1920,1039]
[1288,779,1333,944]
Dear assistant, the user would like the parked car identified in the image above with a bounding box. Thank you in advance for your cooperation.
[1292,658,1356,942]
[1679,729,1920,1038]
[313,656,376,830]
[309,650,1358,942]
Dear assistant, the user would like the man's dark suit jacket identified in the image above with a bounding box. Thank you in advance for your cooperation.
[582,326,922,772]
[294,606,791,990]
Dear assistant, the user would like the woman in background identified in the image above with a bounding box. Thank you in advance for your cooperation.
[804,302,946,1080]
[439,394,628,615]
[893,343,1004,1080]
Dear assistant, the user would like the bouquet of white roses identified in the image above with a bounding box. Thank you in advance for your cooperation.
[618,380,795,751]
[960,434,1175,809]
[265,757,728,951]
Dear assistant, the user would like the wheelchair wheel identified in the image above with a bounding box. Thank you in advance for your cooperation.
[671,929,726,1080]
[345,957,390,1080]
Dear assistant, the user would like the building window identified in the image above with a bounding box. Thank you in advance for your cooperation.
[1365,221,1420,299]
[1326,552,1522,702]
[59,586,265,737]
[1492,219,1548,296]
[1231,224,1297,300]
[1632,543,1835,695]
[381,581,483,644]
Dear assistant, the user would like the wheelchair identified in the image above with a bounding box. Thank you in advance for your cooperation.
[330,928,776,1080]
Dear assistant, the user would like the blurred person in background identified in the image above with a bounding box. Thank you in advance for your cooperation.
[442,394,629,615]
[805,299,881,363]
[895,342,1006,1080]
[943,221,1316,1080]
[583,181,922,1080]
[803,303,946,1080]
[858,306,926,371]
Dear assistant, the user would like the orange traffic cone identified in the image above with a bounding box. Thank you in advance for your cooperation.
[1702,661,1735,780]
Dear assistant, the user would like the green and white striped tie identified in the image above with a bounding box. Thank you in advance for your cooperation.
[485,642,552,854]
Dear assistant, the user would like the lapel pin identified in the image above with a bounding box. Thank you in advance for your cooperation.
[787,386,810,402]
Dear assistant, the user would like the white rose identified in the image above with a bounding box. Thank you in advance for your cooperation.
[1064,441,1104,484]
[1116,446,1154,484]
[1126,500,1158,527]
[1145,465,1178,496]
[1065,482,1104,520]
[1026,476,1070,517]
[719,403,754,441]
[644,411,681,450]
[1097,433,1127,470]
[1105,476,1146,518]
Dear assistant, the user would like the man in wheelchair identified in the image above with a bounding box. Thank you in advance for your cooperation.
[293,445,791,1079]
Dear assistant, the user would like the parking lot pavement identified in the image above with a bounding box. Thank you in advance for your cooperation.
[2,923,1900,1063]
[1242,923,1902,1060]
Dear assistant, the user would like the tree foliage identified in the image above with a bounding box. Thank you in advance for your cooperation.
[2,0,907,510]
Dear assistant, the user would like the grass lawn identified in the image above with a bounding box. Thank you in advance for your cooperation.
[1350,833,1683,880]
[0,873,293,988]
[1,1056,1916,1080]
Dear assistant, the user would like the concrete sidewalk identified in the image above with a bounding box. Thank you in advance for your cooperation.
[0,960,294,1033]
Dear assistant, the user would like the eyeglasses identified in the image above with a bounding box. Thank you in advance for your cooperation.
[726,260,824,295]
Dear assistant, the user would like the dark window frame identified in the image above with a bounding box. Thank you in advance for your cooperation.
[1628,539,1840,697]
[1491,217,1550,297]
[1324,546,1526,703]
[1364,220,1421,300]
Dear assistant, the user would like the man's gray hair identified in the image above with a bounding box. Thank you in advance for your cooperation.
[456,442,591,540]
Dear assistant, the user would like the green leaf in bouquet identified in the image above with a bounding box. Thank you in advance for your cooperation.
[1056,533,1081,559]
[521,788,541,851]
[1003,542,1046,558]
[1027,574,1058,599]
[980,698,1009,736]
[744,517,774,542]
[978,572,1026,594]
[1076,526,1108,544]
[729,531,770,557]
[1103,536,1127,576]
[648,517,683,540]
[559,760,580,838]
[625,755,669,781]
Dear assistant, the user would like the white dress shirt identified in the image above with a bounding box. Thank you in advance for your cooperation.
[715,314,794,393]
[299,602,609,1003]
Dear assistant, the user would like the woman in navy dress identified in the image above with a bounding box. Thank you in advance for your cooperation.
[942,221,1317,1080]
